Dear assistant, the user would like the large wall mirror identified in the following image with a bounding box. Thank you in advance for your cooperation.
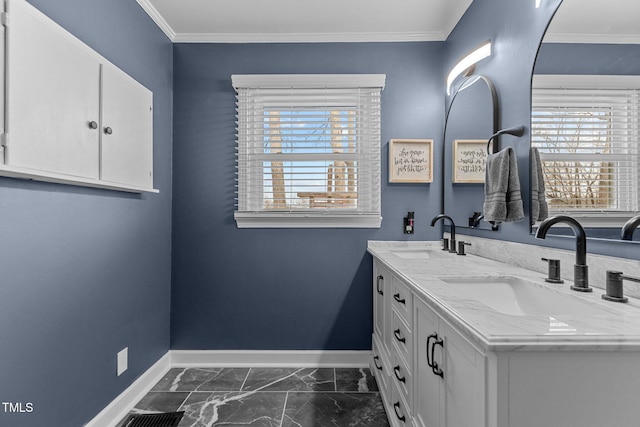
[531,0,640,242]
[443,74,498,230]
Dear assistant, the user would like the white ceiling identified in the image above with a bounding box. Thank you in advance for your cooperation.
[136,0,473,43]
[137,0,640,44]
[544,0,640,44]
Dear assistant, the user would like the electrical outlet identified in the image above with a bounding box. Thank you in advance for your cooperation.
[117,347,128,376]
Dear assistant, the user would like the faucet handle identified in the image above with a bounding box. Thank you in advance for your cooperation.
[457,241,471,256]
[541,258,564,284]
[441,238,449,252]
[602,270,640,303]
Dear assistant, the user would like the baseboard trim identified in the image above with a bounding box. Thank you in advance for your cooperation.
[84,351,171,427]
[86,349,370,426]
[171,350,372,368]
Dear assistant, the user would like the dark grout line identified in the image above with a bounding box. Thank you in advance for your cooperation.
[239,367,251,391]
[149,390,381,394]
[279,391,290,427]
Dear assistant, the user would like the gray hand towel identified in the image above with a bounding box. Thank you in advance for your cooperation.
[483,146,524,224]
[530,147,549,225]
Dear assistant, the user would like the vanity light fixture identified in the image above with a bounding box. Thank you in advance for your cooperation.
[446,41,492,95]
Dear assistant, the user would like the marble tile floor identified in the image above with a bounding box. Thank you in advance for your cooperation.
[118,367,390,427]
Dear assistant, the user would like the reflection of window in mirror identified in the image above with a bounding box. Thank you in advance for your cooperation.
[531,75,640,227]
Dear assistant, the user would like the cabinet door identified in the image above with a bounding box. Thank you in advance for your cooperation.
[100,63,153,188]
[5,0,100,178]
[414,298,441,427]
[374,262,393,358]
[372,335,390,400]
[373,262,386,340]
[440,320,485,427]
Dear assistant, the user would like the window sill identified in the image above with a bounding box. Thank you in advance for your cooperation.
[234,212,382,228]
[533,212,637,229]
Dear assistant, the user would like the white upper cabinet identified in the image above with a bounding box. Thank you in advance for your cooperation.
[1,0,157,193]
[100,63,153,189]
[6,0,101,179]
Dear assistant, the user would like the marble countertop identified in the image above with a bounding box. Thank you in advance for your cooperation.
[368,240,640,352]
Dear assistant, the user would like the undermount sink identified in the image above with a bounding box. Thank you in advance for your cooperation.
[440,276,612,317]
[392,248,448,259]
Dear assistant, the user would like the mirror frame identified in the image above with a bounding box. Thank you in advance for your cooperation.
[441,74,499,229]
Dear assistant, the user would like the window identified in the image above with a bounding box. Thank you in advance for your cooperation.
[232,74,385,228]
[531,75,640,226]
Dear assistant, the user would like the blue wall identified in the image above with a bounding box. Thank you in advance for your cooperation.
[536,43,640,75]
[0,1,173,426]
[171,42,444,350]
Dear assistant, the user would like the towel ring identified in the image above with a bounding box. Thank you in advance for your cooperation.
[486,125,525,155]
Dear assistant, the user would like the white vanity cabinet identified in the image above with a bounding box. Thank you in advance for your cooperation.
[413,297,485,427]
[372,259,417,427]
[372,261,392,399]
[371,256,486,427]
[370,241,640,427]
[1,0,156,192]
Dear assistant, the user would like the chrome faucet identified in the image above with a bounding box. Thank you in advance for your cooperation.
[535,215,591,292]
[431,214,457,253]
[621,215,640,241]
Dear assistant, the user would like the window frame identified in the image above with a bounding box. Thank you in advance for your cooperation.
[232,74,385,228]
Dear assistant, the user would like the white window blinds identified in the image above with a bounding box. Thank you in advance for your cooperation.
[531,75,640,222]
[232,75,385,228]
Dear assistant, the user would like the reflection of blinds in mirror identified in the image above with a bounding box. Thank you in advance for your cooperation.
[531,86,639,214]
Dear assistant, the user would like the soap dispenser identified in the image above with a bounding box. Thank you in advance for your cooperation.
[404,212,415,234]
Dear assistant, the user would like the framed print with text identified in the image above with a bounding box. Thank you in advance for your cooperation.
[389,139,433,183]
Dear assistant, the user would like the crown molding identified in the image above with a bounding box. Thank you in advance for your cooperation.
[172,31,446,44]
[544,32,640,45]
[136,0,176,41]
[441,0,473,40]
[135,0,469,43]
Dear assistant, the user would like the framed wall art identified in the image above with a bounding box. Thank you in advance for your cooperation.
[388,139,433,183]
[453,139,487,183]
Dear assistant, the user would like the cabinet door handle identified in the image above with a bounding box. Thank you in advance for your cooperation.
[431,335,444,378]
[104,126,113,135]
[393,402,406,423]
[426,333,436,368]
[393,293,406,305]
[88,120,98,129]
[393,365,406,383]
[373,355,383,371]
[393,328,406,344]
[376,275,384,295]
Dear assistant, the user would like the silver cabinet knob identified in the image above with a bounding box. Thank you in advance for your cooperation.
[104,127,113,135]
[88,121,98,129]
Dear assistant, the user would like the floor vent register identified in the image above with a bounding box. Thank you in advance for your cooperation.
[121,411,184,427]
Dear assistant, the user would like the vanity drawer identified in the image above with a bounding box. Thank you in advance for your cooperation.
[372,335,391,398]
[392,350,412,408]
[392,311,412,366]
[391,276,412,326]
[390,380,411,426]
